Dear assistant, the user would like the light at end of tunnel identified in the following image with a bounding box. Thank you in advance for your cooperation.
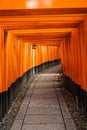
[26,0,38,9]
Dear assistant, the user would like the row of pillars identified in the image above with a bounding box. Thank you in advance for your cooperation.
[0,59,60,121]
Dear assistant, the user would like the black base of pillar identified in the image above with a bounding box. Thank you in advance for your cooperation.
[64,74,87,116]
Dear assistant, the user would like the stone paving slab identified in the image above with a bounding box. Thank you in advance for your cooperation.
[40,75,55,78]
[35,81,54,83]
[25,89,33,96]
[64,118,76,130]
[26,107,61,115]
[29,101,59,108]
[22,124,65,130]
[11,120,23,130]
[15,105,28,120]
[31,93,57,99]
[24,114,63,124]
[32,90,56,95]
[60,105,71,119]
[43,69,59,73]
[39,78,55,81]
[33,88,55,94]
[35,82,54,87]
[22,95,31,105]
[56,92,65,104]
[30,98,58,102]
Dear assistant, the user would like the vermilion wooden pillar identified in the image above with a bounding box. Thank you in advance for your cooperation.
[0,26,5,119]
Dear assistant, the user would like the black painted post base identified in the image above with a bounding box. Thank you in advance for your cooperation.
[0,93,2,121]
[64,74,87,117]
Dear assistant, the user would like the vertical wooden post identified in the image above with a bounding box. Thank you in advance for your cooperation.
[0,26,5,120]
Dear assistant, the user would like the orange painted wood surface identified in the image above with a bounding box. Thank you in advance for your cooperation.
[60,17,87,92]
[0,30,60,93]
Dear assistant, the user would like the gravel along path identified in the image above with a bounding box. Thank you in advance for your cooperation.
[59,76,87,130]
[62,88,87,130]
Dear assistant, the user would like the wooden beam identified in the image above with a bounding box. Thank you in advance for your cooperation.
[2,22,79,30]
[0,8,87,16]
[11,28,72,35]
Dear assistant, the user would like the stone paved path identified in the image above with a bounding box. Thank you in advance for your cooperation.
[11,65,76,130]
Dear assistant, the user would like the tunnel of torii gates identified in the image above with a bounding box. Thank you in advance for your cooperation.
[0,0,87,120]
